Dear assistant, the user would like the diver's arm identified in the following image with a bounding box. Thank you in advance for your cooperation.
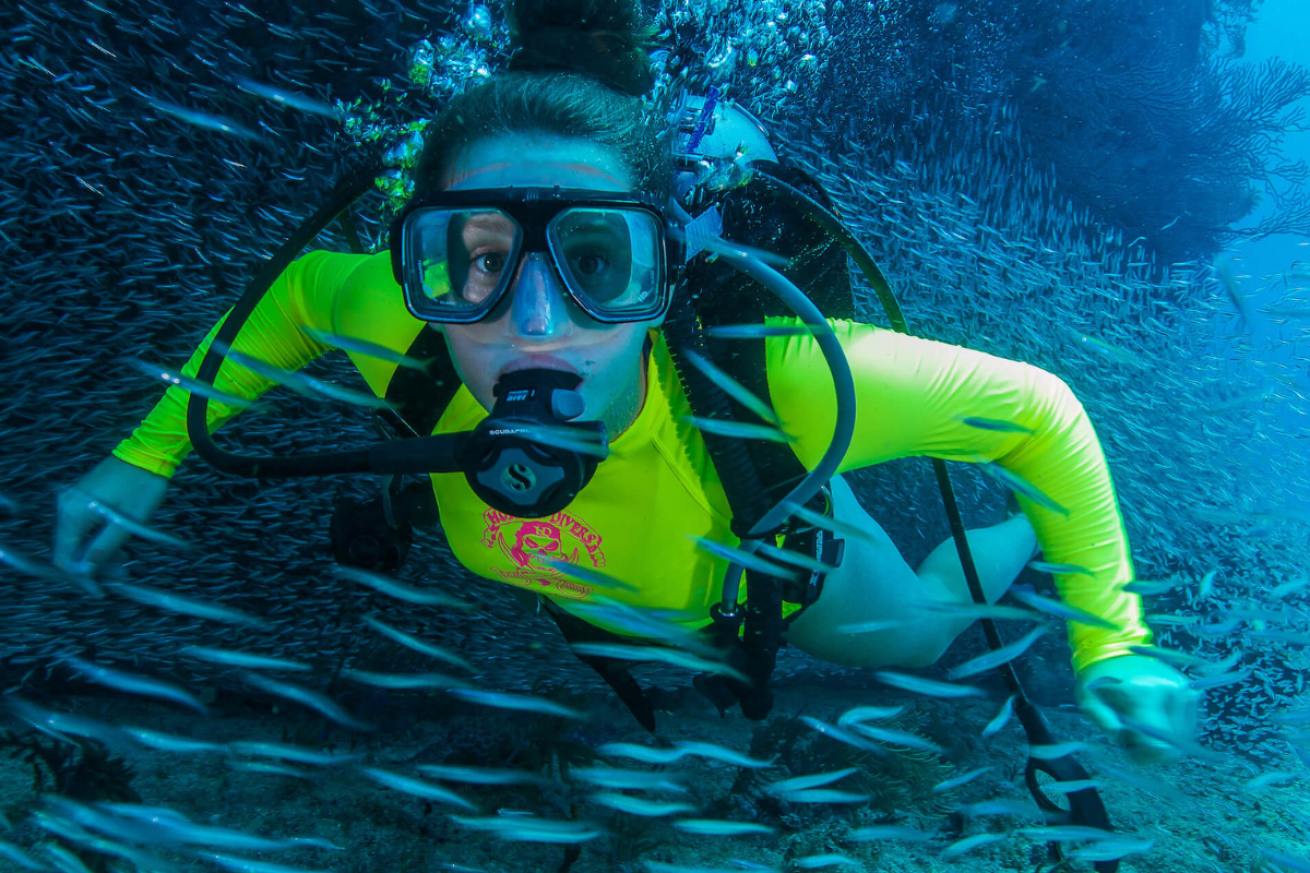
[111,251,372,478]
[765,318,1150,674]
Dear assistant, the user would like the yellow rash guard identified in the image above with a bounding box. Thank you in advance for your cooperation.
[113,250,1151,674]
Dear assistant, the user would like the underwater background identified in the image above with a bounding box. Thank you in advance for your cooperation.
[3,0,1310,870]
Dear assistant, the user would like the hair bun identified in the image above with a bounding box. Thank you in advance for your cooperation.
[506,0,657,97]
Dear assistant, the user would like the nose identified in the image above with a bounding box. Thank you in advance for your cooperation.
[509,251,571,339]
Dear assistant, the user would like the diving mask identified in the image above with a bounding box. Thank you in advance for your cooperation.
[390,187,674,325]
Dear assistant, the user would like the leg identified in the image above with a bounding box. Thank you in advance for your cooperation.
[785,476,1037,669]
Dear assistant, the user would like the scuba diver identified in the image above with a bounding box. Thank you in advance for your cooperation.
[53,0,1198,772]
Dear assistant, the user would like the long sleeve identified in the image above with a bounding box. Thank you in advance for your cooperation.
[765,318,1150,673]
[112,250,378,478]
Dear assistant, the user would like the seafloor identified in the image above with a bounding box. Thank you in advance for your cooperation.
[3,675,1305,873]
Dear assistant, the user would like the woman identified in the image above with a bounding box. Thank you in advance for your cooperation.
[54,0,1197,762]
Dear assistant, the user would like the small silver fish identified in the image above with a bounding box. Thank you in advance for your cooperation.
[670,817,770,833]
[1069,838,1157,862]
[123,727,226,755]
[539,558,640,593]
[704,324,812,339]
[144,96,266,142]
[754,542,839,575]
[973,460,1069,516]
[341,670,470,691]
[798,717,886,755]
[449,688,587,720]
[240,673,372,732]
[793,854,861,870]
[62,657,208,715]
[361,614,474,670]
[569,596,716,657]
[333,565,473,608]
[681,348,780,425]
[1245,771,1299,791]
[1073,332,1141,367]
[931,765,996,793]
[782,501,876,543]
[360,768,477,811]
[773,788,870,804]
[232,78,345,119]
[690,537,797,580]
[1189,667,1253,690]
[569,643,748,682]
[673,741,774,769]
[215,343,392,410]
[834,619,908,634]
[947,627,1048,679]
[1199,569,1219,598]
[519,424,610,460]
[1028,741,1089,760]
[1271,577,1309,599]
[0,839,44,871]
[956,797,1035,817]
[125,358,264,410]
[872,670,984,698]
[0,539,103,596]
[682,415,796,444]
[569,766,685,793]
[597,743,687,764]
[588,793,696,817]
[982,695,1016,738]
[1028,561,1093,577]
[109,582,270,628]
[835,705,905,726]
[957,416,1034,434]
[228,741,360,767]
[942,833,1007,857]
[418,765,548,786]
[763,768,859,795]
[7,698,129,748]
[845,824,934,842]
[1040,779,1105,794]
[178,646,311,672]
[1007,586,1122,631]
[911,600,1042,623]
[449,816,604,844]
[1017,824,1118,842]
[1122,579,1176,595]
[1126,645,1216,672]
[848,723,942,753]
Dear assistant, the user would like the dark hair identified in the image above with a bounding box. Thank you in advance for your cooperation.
[413,0,673,199]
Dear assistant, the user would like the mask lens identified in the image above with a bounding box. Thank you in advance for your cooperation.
[549,208,664,318]
[405,208,520,320]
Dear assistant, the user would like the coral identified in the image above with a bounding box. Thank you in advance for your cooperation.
[0,729,140,803]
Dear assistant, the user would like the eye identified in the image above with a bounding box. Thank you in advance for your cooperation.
[473,251,506,274]
[573,252,608,276]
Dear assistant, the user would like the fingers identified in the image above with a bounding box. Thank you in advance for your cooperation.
[53,489,107,573]
[81,523,133,576]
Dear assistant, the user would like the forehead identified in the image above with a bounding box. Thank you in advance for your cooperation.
[442,135,634,193]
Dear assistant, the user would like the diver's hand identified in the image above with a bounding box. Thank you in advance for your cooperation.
[54,455,170,577]
[1075,654,1201,765]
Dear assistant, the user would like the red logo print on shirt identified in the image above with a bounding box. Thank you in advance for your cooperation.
[481,508,607,599]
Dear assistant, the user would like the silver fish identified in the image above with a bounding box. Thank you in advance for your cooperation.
[763,768,858,795]
[538,558,640,593]
[1017,824,1119,842]
[449,816,604,844]
[109,582,270,628]
[124,358,263,410]
[782,501,877,543]
[947,627,1048,679]
[872,670,984,698]
[302,340,436,400]
[835,705,905,726]
[191,851,335,873]
[942,833,1007,857]
[848,723,942,753]
[1007,586,1122,631]
[361,614,474,670]
[518,424,610,460]
[215,343,392,410]
[773,789,870,804]
[360,768,477,811]
[178,646,310,672]
[1245,771,1298,790]
[1271,577,1309,599]
[569,642,747,682]
[910,600,1042,623]
[1189,667,1253,690]
[419,765,549,786]
[690,537,797,580]
[931,766,995,793]
[670,819,776,836]
[588,794,696,817]
[982,695,1016,738]
[682,415,796,444]
[1199,569,1219,598]
[240,673,372,732]
[754,542,839,575]
[1069,838,1157,862]
[0,539,102,597]
[797,717,886,755]
[449,688,587,720]
[1122,579,1176,595]
[62,657,208,715]
[597,743,688,765]
[1040,779,1105,794]
[1126,645,1216,672]
[957,416,1034,434]
[793,854,861,870]
[834,619,908,634]
[232,79,344,118]
[1028,561,1093,577]
[333,565,474,608]
[973,461,1069,516]
[0,839,44,870]
[568,597,716,657]
[674,741,774,769]
[143,96,266,143]
[680,348,780,425]
[1028,741,1090,760]
[845,824,934,842]
[341,669,470,690]
[569,766,685,793]
[7,698,129,749]
[956,798,1036,818]
[704,324,812,339]
[1073,332,1141,367]
[228,741,361,767]
[123,727,226,755]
